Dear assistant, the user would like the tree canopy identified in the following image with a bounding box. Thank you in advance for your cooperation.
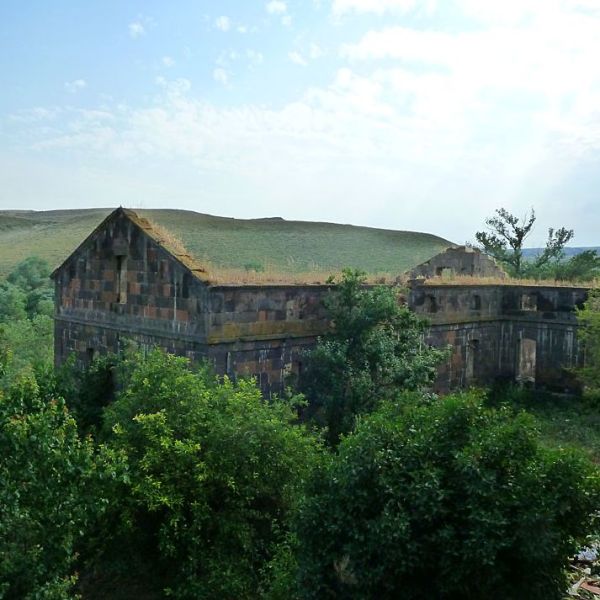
[475,208,574,276]
[301,269,447,445]
[296,392,600,600]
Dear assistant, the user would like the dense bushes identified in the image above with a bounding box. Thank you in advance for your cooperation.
[295,392,600,600]
[90,350,321,599]
[0,374,100,599]
[1,259,599,598]
[301,269,447,445]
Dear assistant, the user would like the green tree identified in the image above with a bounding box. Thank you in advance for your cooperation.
[6,256,54,318]
[553,249,600,282]
[0,281,27,323]
[301,269,447,445]
[576,288,600,391]
[0,315,53,385]
[296,392,600,599]
[0,372,100,599]
[475,208,574,276]
[97,349,320,599]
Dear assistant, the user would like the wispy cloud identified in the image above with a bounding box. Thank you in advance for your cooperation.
[65,79,86,93]
[128,21,146,39]
[161,56,175,68]
[215,15,231,32]
[266,1,287,14]
[289,51,308,66]
[266,1,292,25]
[213,68,229,85]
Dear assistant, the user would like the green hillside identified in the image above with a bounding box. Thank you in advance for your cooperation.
[0,208,452,279]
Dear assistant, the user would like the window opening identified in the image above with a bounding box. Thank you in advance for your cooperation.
[520,293,537,311]
[116,256,127,304]
[425,295,438,313]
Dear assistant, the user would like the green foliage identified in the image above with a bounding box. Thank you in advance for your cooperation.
[0,315,53,384]
[6,256,54,319]
[50,354,117,436]
[486,382,600,463]
[0,373,100,599]
[520,249,600,282]
[577,289,600,391]
[552,249,600,281]
[0,281,27,323]
[296,392,600,599]
[475,207,574,276]
[97,349,320,599]
[301,269,447,445]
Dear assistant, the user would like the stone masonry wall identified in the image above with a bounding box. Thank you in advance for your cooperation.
[54,208,588,397]
[54,210,331,395]
[408,246,506,280]
[409,283,587,392]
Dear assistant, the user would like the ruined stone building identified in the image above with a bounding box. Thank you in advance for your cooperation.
[52,208,587,394]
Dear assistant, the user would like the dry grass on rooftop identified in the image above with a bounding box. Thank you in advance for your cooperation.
[420,274,599,288]
[198,263,398,286]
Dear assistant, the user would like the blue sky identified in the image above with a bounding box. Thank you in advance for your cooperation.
[2,0,600,245]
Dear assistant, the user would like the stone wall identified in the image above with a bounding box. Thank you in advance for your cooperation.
[408,246,506,280]
[54,210,211,366]
[409,283,587,392]
[53,208,588,398]
[53,210,331,395]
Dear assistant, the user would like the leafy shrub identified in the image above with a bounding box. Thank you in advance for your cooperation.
[0,373,99,599]
[296,392,600,599]
[301,269,447,445]
[0,315,53,385]
[98,349,320,599]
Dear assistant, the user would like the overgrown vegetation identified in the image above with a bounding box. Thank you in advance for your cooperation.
[301,269,447,445]
[296,392,600,599]
[0,258,599,599]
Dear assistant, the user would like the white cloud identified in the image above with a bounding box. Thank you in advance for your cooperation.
[309,43,324,59]
[332,0,418,15]
[289,51,308,66]
[213,68,229,85]
[266,1,287,14]
[161,56,175,67]
[237,24,248,33]
[128,21,145,39]
[215,15,231,32]
[10,2,600,243]
[65,79,86,93]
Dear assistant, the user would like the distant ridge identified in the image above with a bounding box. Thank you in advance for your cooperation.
[522,247,600,259]
[0,208,452,278]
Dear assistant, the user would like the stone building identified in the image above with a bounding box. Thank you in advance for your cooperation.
[52,207,587,395]
[410,281,586,392]
[408,245,506,280]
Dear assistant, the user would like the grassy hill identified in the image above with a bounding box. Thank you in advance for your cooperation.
[0,208,452,281]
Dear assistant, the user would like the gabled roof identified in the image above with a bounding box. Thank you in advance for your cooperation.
[51,207,213,284]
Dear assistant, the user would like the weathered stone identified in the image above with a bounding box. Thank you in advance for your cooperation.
[52,208,589,397]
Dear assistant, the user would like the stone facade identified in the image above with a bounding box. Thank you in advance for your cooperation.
[53,208,330,396]
[410,283,586,392]
[53,208,588,396]
[408,245,506,280]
